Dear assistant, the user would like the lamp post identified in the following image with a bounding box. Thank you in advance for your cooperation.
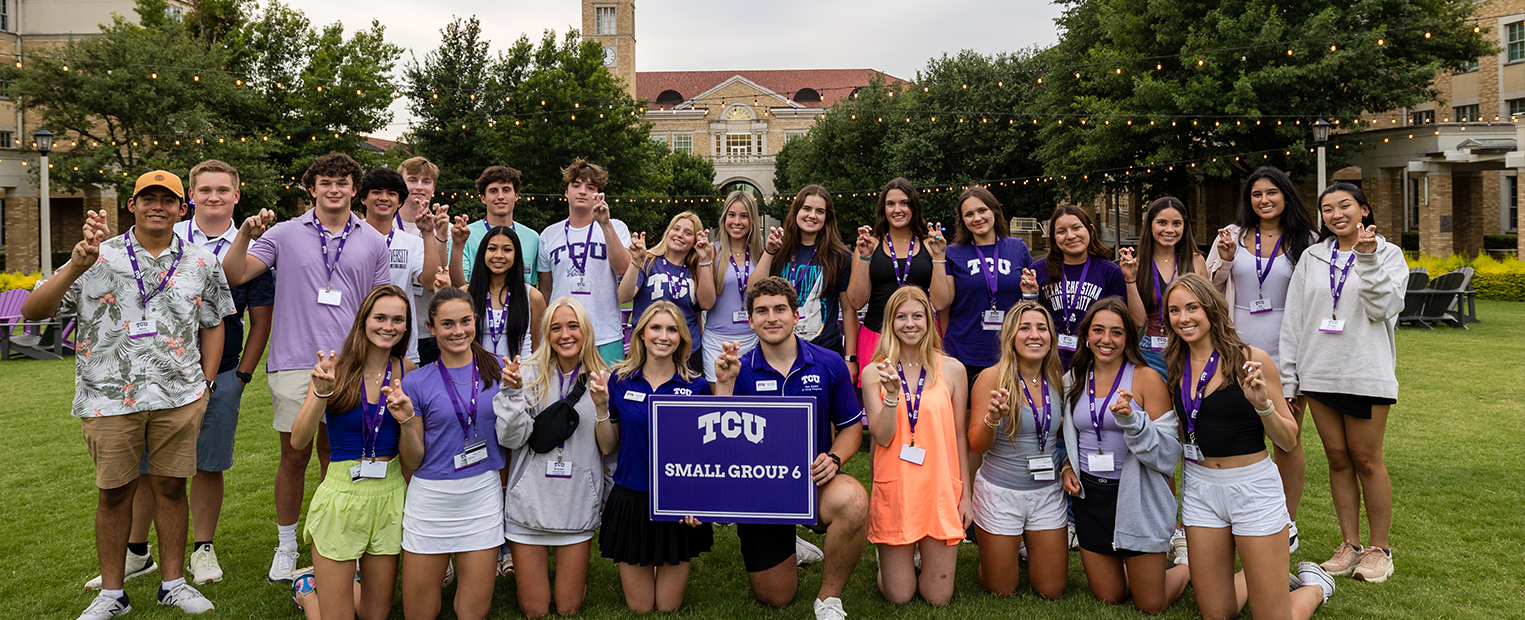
[1313,116,1332,194]
[35,127,54,277]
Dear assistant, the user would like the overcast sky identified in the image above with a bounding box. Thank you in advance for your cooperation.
[295,1,1067,138]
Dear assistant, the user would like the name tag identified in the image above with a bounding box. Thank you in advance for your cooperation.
[1319,319,1345,333]
[1249,298,1272,314]
[546,459,572,478]
[571,278,591,295]
[1028,455,1055,481]
[411,281,424,297]
[318,288,343,306]
[732,310,749,324]
[1148,336,1169,351]
[982,310,1004,331]
[1183,443,1204,463]
[899,443,926,465]
[350,459,388,482]
[1088,452,1115,472]
[797,308,807,321]
[624,391,646,402]
[128,319,159,339]
[453,441,488,471]
[1057,334,1079,351]
[755,380,778,391]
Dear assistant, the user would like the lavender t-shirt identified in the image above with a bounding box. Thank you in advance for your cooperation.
[402,362,506,480]
[249,210,391,372]
[1032,256,1127,368]
[943,238,1034,368]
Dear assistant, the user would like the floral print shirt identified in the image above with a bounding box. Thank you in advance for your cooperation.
[58,228,235,418]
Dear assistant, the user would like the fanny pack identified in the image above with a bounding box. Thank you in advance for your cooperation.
[527,374,586,453]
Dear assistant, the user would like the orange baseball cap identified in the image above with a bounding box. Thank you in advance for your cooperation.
[132,170,185,199]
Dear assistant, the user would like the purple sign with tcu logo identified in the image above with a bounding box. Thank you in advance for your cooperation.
[648,396,817,524]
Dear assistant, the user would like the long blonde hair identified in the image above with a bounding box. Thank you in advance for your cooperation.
[524,296,609,404]
[989,301,1064,438]
[870,286,944,389]
[612,301,696,381]
[642,211,705,275]
[713,191,763,289]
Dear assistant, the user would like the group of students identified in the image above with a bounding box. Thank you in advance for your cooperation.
[31,150,1406,620]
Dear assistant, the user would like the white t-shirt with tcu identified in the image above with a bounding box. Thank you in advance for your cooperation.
[536,218,631,346]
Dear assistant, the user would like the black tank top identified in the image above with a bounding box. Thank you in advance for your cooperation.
[864,240,933,332]
[1176,382,1267,458]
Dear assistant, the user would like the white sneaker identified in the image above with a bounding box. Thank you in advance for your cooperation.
[813,596,847,620]
[77,591,131,620]
[1288,521,1300,553]
[1067,522,1079,550]
[86,547,158,590]
[158,582,215,613]
[443,559,455,588]
[1018,541,1028,561]
[268,547,300,583]
[795,535,824,566]
[1297,561,1336,604]
[1169,530,1189,566]
[189,545,223,584]
[912,546,921,570]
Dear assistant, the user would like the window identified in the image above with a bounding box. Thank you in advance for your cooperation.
[0,79,10,101]
[671,134,692,154]
[1409,110,1435,125]
[1,0,8,32]
[725,133,752,156]
[1511,99,1525,118]
[785,132,806,144]
[1455,59,1479,73]
[596,6,616,35]
[0,131,12,149]
[1511,176,1520,233]
[0,198,5,249]
[1510,22,1525,62]
[649,133,668,149]
[165,5,183,20]
[1453,104,1480,122]
[1409,178,1422,231]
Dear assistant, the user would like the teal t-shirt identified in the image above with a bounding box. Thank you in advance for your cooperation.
[455,219,540,286]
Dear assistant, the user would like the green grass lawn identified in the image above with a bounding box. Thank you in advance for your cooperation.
[3,301,1522,619]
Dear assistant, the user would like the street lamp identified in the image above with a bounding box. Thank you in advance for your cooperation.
[1313,116,1332,195]
[35,127,54,277]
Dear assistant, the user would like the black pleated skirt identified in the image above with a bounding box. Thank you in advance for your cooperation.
[599,484,713,566]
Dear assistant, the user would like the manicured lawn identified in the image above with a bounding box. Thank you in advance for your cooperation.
[2,301,1522,619]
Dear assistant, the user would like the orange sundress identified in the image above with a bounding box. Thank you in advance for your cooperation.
[867,359,965,546]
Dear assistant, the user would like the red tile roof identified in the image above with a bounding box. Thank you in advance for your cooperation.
[635,69,904,109]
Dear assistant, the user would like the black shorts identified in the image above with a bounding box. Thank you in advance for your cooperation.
[736,523,796,572]
[599,485,713,566]
[1073,471,1145,558]
[1304,391,1396,421]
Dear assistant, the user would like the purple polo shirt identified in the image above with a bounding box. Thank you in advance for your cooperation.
[249,209,391,372]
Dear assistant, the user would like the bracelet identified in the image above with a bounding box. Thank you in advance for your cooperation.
[765,249,778,255]
[397,413,416,425]
[1124,279,1137,284]
[932,259,947,264]
[698,261,714,267]
[1255,400,1276,418]
[312,388,334,399]
[595,413,611,422]
[858,254,872,261]
[434,235,447,244]
[983,416,1001,430]
[883,397,900,407]
[1022,293,1038,300]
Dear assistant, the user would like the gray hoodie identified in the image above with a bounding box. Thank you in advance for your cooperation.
[1278,238,1407,400]
[494,365,603,537]
[1062,384,1183,554]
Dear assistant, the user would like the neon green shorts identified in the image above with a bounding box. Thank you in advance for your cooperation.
[304,459,405,561]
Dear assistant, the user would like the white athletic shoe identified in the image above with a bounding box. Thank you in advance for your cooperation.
[813,596,847,620]
[795,535,824,566]
[1297,561,1337,604]
[158,582,214,613]
[189,544,223,584]
[1067,522,1079,550]
[86,547,158,590]
[77,592,131,620]
[1169,530,1189,566]
[1018,541,1028,561]
[443,560,455,588]
[1288,521,1300,553]
[268,547,300,583]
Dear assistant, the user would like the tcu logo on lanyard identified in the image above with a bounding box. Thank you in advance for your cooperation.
[698,410,767,444]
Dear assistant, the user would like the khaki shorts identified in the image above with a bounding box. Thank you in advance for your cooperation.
[82,397,208,489]
[269,369,312,433]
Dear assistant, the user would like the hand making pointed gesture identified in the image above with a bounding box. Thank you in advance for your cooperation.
[380,373,414,423]
[695,229,715,264]
[431,267,450,291]
[1019,267,1039,297]
[310,350,338,395]
[926,223,947,260]
[588,370,611,410]
[984,388,1010,428]
[714,341,741,385]
[592,193,611,225]
[855,225,878,259]
[1117,247,1139,282]
[1109,388,1135,417]
[451,214,471,247]
[239,208,277,240]
[627,232,647,256]
[1354,224,1379,254]
[765,226,783,254]
[1216,227,1237,261]
[500,355,523,390]
[1240,360,1272,412]
[69,210,110,268]
[875,359,901,400]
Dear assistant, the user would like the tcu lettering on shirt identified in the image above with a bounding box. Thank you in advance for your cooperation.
[548,241,609,265]
[646,271,693,300]
[963,256,1014,276]
[673,387,694,396]
[800,374,822,391]
[698,410,767,444]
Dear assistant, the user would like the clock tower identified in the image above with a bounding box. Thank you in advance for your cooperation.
[582,0,637,100]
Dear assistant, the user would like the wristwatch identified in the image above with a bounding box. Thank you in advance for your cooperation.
[845,355,858,363]
[205,379,217,394]
[826,453,842,468]
[236,371,254,384]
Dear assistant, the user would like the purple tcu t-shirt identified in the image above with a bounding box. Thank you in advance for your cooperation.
[249,210,391,372]
[1031,255,1127,368]
[943,238,1034,368]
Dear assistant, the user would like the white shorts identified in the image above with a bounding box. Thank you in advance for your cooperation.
[268,369,312,433]
[701,329,758,382]
[402,470,505,554]
[1182,457,1289,537]
[971,469,1068,536]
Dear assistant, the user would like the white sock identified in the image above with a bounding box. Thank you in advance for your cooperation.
[161,577,185,591]
[277,524,298,551]
[102,589,125,600]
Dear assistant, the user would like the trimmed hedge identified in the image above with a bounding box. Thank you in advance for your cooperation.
[1484,234,1518,250]
[1407,253,1525,302]
[0,272,41,293]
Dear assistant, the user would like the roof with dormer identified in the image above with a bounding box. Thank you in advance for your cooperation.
[636,69,903,110]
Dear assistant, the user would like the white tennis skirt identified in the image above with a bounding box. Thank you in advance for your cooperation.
[402,470,505,554]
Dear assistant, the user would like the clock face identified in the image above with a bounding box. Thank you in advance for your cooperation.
[603,46,617,67]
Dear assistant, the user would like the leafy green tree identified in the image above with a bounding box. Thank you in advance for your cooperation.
[401,16,502,214]
[1036,0,1495,200]
[773,74,904,231]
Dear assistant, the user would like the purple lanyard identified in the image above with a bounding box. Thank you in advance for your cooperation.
[316,219,353,287]
[1087,364,1127,448]
[485,285,511,352]
[563,222,595,275]
[896,364,927,442]
[1254,227,1283,295]
[1328,240,1355,319]
[1181,351,1220,444]
[181,222,228,258]
[1059,256,1092,332]
[359,360,395,460]
[885,235,918,287]
[1019,373,1054,452]
[972,241,1001,309]
[729,248,752,305]
[556,362,582,398]
[655,258,689,300]
[123,231,184,312]
[436,359,480,445]
[1152,260,1176,318]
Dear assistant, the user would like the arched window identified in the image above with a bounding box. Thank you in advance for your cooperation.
[794,88,821,103]
[723,104,755,120]
[655,89,684,105]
